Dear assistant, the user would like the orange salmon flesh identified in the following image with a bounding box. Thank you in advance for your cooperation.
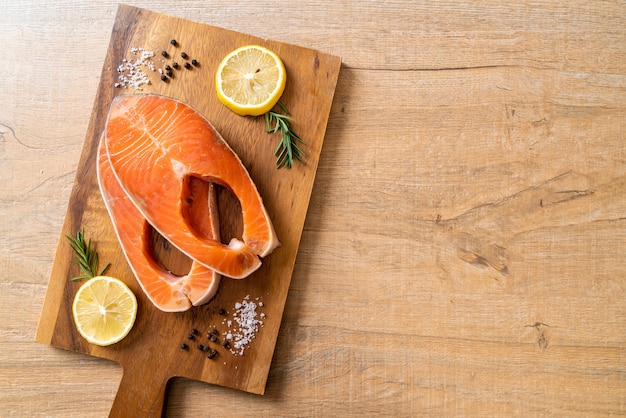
[98,94,280,311]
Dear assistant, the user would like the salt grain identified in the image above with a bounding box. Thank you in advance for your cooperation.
[114,47,156,90]
[221,295,266,356]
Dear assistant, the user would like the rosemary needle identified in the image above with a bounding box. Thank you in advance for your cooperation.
[264,102,305,169]
[66,228,110,281]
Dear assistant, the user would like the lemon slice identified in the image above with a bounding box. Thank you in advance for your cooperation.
[72,276,137,346]
[216,45,286,116]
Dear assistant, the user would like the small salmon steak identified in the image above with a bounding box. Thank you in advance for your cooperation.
[103,94,279,280]
[97,134,221,312]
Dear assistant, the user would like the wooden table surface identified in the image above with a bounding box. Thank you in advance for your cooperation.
[2,1,625,416]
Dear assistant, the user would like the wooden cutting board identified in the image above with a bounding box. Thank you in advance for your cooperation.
[35,4,341,416]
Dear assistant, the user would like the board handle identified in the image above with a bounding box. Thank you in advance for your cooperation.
[109,365,170,418]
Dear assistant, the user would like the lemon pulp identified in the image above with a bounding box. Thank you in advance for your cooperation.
[72,276,137,346]
[216,45,286,116]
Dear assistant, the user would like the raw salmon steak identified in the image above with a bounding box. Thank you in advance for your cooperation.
[97,134,221,312]
[104,94,280,279]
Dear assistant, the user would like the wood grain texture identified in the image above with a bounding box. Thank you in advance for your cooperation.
[2,1,625,417]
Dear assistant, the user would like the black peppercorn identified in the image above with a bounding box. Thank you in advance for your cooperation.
[218,309,226,315]
[187,333,194,340]
[191,59,198,66]
[166,69,173,77]
[180,343,188,350]
[191,328,199,335]
[160,74,168,81]
[207,349,218,359]
[161,50,169,58]
[165,65,172,71]
[210,328,219,335]
[197,344,206,351]
[184,62,191,69]
[222,340,230,349]
[172,62,179,69]
[170,39,177,46]
[209,335,217,343]
[181,52,188,59]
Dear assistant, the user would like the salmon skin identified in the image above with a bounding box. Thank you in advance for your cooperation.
[103,94,280,280]
[97,134,221,312]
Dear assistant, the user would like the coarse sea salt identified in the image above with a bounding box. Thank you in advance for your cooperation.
[221,295,266,356]
[114,47,156,89]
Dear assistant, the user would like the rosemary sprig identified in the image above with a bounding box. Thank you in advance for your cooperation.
[264,102,305,169]
[66,228,110,281]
